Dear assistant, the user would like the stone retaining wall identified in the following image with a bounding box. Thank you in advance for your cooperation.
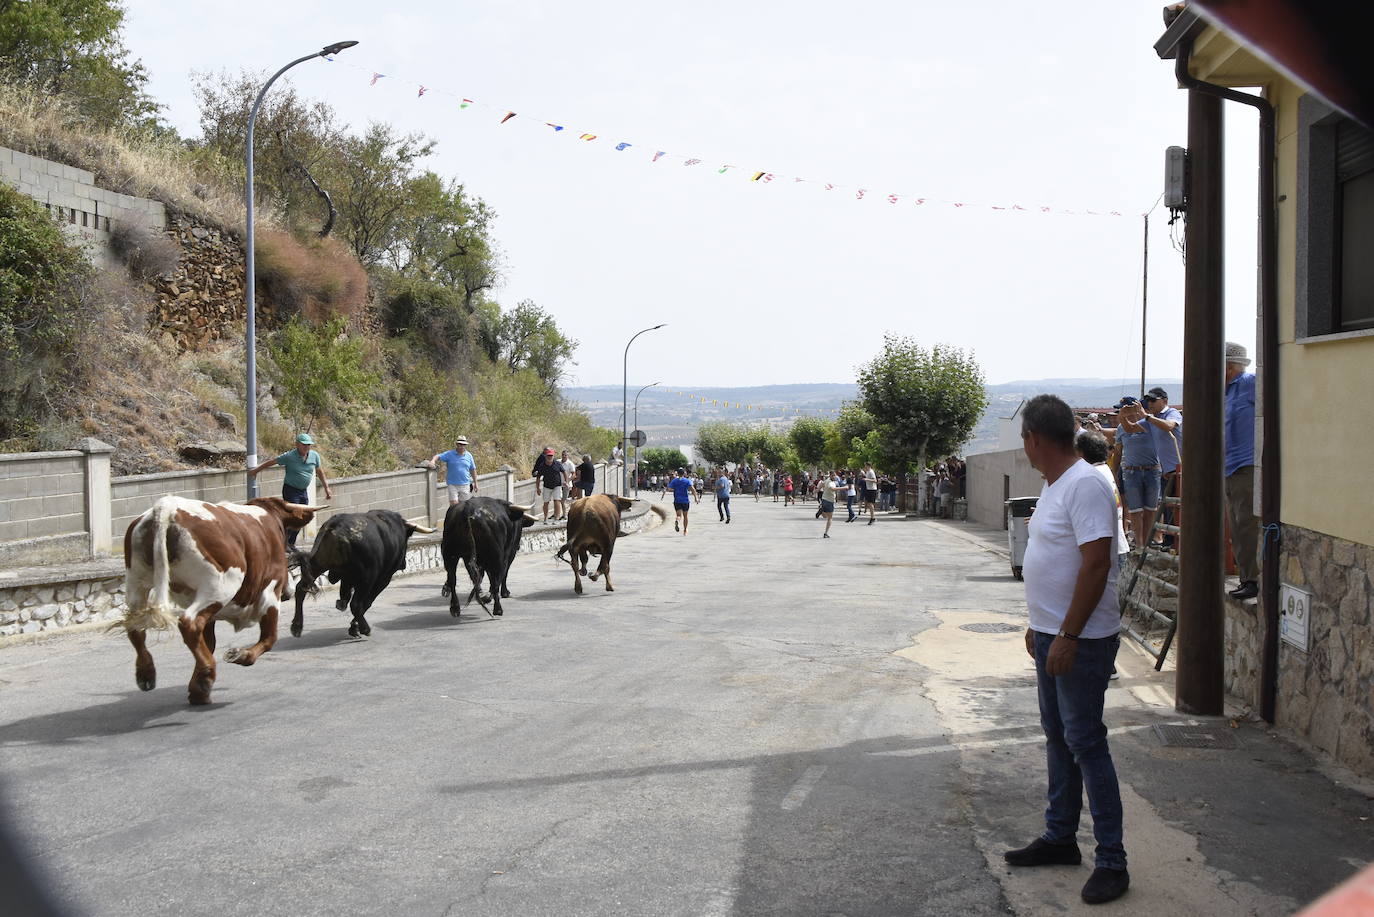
[1271,523,1374,777]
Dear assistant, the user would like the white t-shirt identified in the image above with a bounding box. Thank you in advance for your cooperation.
[1024,459,1120,638]
[863,468,877,489]
[1095,463,1130,558]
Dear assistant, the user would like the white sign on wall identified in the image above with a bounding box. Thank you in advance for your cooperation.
[1280,583,1311,653]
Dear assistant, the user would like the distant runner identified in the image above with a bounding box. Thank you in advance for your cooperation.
[716,469,732,523]
[668,468,694,534]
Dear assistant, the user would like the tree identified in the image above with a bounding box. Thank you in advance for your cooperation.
[0,185,93,439]
[496,300,576,392]
[788,416,831,467]
[268,317,379,430]
[824,403,875,468]
[0,0,158,127]
[639,447,689,476]
[856,335,988,471]
[335,123,435,266]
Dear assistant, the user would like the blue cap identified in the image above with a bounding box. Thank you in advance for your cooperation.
[296,433,314,445]
[1113,396,1139,410]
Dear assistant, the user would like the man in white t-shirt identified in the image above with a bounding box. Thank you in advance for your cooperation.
[1003,395,1129,906]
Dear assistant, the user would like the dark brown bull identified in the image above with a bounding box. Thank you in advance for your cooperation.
[554,494,635,594]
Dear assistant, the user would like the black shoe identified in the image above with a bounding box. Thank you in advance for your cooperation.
[1081,867,1130,904]
[725,517,730,524]
[1230,581,1258,600]
[867,518,874,525]
[1003,838,1082,867]
[674,520,679,532]
[822,532,830,538]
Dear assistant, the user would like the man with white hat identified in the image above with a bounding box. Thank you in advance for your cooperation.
[426,436,477,506]
[1224,342,1259,600]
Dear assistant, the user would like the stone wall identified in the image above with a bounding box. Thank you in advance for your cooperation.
[1270,523,1374,777]
[964,448,1044,530]
[0,144,166,270]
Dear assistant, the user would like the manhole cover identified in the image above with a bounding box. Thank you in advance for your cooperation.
[1153,723,1240,749]
[958,622,1022,634]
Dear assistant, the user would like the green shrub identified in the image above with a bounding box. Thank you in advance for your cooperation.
[266,316,378,430]
[0,184,95,440]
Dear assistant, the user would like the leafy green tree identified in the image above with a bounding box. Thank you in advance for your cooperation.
[0,185,93,439]
[394,171,501,312]
[496,300,576,392]
[639,447,689,476]
[335,123,435,266]
[379,275,473,371]
[0,0,158,126]
[823,403,874,468]
[192,69,344,231]
[268,317,379,430]
[857,335,988,470]
[788,416,831,467]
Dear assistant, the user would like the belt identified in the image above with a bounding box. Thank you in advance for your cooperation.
[1122,464,1160,470]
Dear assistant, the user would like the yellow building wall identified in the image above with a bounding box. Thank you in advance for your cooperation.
[1193,35,1374,549]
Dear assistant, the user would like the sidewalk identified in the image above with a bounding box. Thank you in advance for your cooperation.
[902,517,1374,914]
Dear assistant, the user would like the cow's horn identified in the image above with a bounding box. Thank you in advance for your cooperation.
[523,513,540,523]
[412,524,435,534]
[510,503,532,513]
[311,504,330,511]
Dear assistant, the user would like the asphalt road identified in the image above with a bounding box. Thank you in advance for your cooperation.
[0,497,1012,917]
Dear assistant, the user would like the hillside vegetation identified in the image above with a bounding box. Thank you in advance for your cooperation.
[0,3,614,476]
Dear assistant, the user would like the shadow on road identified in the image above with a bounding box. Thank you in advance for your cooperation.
[0,690,212,746]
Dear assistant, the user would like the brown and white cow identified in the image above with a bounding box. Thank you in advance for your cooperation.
[121,495,323,705]
[554,494,635,594]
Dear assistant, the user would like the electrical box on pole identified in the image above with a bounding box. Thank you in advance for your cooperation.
[1164,145,1188,211]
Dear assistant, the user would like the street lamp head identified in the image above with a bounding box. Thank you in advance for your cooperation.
[321,40,359,56]
[652,323,667,330]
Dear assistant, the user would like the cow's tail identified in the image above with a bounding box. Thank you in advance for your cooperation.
[288,547,321,597]
[123,501,179,633]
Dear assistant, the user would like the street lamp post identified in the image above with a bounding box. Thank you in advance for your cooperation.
[622,324,666,497]
[244,40,357,499]
[632,381,659,496]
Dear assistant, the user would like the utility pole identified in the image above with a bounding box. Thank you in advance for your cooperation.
[1175,83,1225,716]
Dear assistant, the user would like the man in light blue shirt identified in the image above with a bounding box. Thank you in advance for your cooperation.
[1105,397,1159,548]
[715,469,732,523]
[427,436,477,505]
[1224,343,1259,599]
[1141,387,1183,548]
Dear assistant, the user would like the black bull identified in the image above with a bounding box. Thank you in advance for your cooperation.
[291,509,433,638]
[441,497,537,618]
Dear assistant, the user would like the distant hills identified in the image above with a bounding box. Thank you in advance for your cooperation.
[562,379,1184,457]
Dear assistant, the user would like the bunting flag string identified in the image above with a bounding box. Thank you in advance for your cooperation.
[328,58,1134,217]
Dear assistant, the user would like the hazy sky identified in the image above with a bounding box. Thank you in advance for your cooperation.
[123,1,1260,388]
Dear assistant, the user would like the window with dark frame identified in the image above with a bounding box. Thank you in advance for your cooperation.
[1297,97,1374,339]
[1336,120,1374,331]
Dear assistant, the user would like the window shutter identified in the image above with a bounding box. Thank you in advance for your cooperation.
[1336,119,1374,182]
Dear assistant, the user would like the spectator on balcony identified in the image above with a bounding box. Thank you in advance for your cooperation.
[1104,396,1159,548]
[1141,388,1183,549]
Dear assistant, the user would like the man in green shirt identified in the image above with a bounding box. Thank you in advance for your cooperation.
[249,433,334,546]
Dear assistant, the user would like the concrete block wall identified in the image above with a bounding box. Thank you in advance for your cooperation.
[964,448,1044,530]
[0,145,168,270]
[111,468,274,540]
[0,452,88,544]
[325,468,429,526]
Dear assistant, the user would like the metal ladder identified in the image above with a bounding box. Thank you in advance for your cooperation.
[1119,493,1181,670]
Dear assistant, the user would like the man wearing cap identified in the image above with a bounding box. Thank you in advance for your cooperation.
[1225,342,1259,600]
[1141,388,1183,548]
[426,436,477,506]
[533,447,567,524]
[1104,397,1159,548]
[249,433,334,547]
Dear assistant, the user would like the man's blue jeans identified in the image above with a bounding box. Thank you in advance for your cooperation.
[1033,630,1126,871]
[282,485,309,547]
[845,494,856,520]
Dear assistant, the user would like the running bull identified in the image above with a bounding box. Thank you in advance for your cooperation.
[555,494,635,594]
[291,509,434,638]
[121,495,323,705]
[441,496,538,618]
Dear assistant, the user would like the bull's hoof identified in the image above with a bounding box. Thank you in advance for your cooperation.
[574,583,583,595]
[492,608,503,617]
[335,598,349,611]
[188,692,212,706]
[500,589,511,598]
[347,622,360,638]
[136,672,156,692]
[223,648,255,666]
[441,584,452,598]
[358,622,371,636]
[449,606,461,618]
[477,592,492,606]
[588,571,599,581]
[290,622,303,638]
